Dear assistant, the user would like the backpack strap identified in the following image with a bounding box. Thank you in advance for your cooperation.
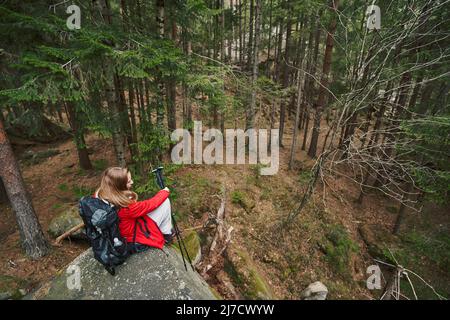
[139,217,151,238]
[131,219,139,253]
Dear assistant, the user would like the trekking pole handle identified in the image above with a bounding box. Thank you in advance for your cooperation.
[152,166,165,189]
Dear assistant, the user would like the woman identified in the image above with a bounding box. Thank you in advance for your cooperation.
[94,167,174,251]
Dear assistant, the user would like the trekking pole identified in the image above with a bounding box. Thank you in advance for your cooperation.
[152,167,194,272]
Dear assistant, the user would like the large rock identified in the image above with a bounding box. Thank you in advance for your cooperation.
[48,207,85,240]
[301,281,328,300]
[0,275,30,300]
[225,246,273,300]
[26,247,216,300]
[358,224,396,263]
[173,231,202,266]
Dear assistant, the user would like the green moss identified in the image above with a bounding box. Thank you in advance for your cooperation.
[72,185,95,200]
[224,259,244,286]
[298,170,313,184]
[246,269,271,300]
[231,190,254,213]
[321,224,359,278]
[209,286,223,300]
[0,275,29,300]
[174,174,220,219]
[57,183,69,192]
[401,231,450,272]
[225,248,273,300]
[92,159,108,171]
[231,190,245,205]
[172,230,201,264]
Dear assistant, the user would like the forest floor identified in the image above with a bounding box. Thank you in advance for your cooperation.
[0,115,449,300]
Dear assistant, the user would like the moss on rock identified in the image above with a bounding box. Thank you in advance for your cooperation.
[48,206,85,240]
[225,246,273,300]
[0,275,30,300]
[358,224,396,263]
[172,230,202,265]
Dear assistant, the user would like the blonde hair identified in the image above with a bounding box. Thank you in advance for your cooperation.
[96,167,138,208]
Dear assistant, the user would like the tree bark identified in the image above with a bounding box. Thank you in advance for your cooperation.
[245,0,261,131]
[65,102,93,170]
[278,0,292,148]
[0,116,49,259]
[289,54,306,170]
[307,0,339,158]
[0,177,8,204]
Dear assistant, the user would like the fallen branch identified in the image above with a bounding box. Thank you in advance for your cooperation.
[209,187,226,254]
[199,186,235,277]
[54,222,84,246]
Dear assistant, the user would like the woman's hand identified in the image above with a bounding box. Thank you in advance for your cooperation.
[163,187,170,192]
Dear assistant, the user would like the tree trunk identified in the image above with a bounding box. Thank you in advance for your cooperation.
[99,0,127,167]
[245,0,261,131]
[266,0,273,77]
[307,0,339,158]
[246,0,254,70]
[278,1,292,148]
[0,177,8,204]
[289,55,306,170]
[393,184,414,234]
[0,116,49,259]
[65,102,93,170]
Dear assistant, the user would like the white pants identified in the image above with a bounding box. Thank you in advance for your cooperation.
[147,198,173,235]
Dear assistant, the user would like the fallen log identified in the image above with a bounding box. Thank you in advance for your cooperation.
[54,222,85,246]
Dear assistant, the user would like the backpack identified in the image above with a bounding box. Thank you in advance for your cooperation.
[78,196,129,275]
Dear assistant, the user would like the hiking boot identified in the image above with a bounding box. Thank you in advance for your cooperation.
[163,229,176,245]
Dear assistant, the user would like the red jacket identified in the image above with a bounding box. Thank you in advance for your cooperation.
[94,190,170,250]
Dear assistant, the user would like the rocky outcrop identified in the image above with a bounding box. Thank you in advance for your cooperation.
[301,281,328,300]
[26,247,216,300]
[224,246,273,300]
[0,275,30,300]
[358,224,396,263]
[173,230,202,266]
[47,207,85,240]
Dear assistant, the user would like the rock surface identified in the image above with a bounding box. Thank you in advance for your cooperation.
[301,281,328,300]
[0,275,30,300]
[47,207,85,240]
[225,246,273,300]
[173,230,202,266]
[26,247,216,300]
[358,224,396,263]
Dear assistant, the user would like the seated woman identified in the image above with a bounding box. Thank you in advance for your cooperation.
[94,167,174,252]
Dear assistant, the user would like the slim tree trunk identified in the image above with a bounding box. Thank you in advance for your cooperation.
[245,0,261,130]
[393,184,414,234]
[307,0,339,158]
[289,55,306,169]
[0,116,49,259]
[246,0,254,69]
[229,0,234,62]
[265,0,273,77]
[0,177,8,204]
[99,0,128,167]
[65,102,93,170]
